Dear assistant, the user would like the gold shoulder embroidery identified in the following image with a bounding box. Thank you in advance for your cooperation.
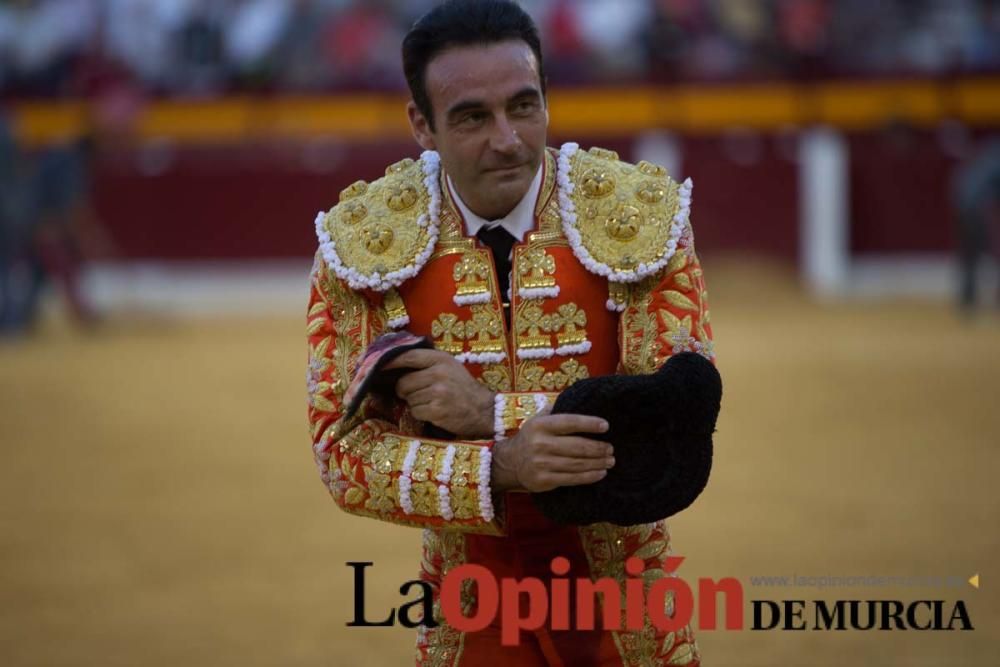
[313,152,442,292]
[558,143,692,284]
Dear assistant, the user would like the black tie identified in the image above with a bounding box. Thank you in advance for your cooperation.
[476,224,516,325]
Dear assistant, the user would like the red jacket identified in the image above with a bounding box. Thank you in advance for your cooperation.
[307,143,713,666]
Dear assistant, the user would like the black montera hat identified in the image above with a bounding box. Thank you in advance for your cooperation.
[531,352,722,526]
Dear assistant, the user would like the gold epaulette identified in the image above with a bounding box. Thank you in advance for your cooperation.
[314,153,440,292]
[562,144,692,283]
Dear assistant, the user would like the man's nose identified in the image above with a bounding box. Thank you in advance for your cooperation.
[490,114,521,154]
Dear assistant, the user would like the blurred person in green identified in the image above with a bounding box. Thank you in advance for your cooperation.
[9,130,98,331]
[954,138,1000,314]
[0,111,29,333]
[4,89,130,334]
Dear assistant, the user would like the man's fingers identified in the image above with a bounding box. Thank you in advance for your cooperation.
[394,369,436,399]
[542,469,609,488]
[402,386,437,407]
[383,348,451,371]
[533,413,609,436]
[542,455,615,473]
[544,436,614,459]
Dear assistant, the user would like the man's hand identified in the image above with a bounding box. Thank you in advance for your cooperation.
[491,414,614,493]
[384,349,495,438]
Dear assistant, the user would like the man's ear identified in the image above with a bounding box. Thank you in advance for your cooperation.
[407,101,436,151]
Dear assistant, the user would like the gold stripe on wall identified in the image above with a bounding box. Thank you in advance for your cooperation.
[9,78,1000,146]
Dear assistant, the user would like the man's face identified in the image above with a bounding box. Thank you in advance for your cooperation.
[408,40,548,221]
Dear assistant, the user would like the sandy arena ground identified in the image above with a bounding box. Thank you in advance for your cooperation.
[2,261,998,666]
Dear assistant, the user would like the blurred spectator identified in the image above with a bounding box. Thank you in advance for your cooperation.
[0,0,997,96]
[953,138,1000,314]
[104,0,190,91]
[0,111,28,332]
[226,0,292,89]
[5,0,100,96]
[320,0,402,88]
[173,3,228,94]
[4,88,131,333]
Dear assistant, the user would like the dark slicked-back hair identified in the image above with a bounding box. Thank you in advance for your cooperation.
[402,0,546,131]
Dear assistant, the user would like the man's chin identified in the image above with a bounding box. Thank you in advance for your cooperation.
[490,174,531,204]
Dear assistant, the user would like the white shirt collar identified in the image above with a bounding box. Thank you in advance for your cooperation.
[447,163,543,242]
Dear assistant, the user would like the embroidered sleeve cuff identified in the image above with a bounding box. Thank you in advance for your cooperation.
[493,392,560,441]
[330,432,504,534]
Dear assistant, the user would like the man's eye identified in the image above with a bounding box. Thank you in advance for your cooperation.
[512,100,538,115]
[461,112,487,126]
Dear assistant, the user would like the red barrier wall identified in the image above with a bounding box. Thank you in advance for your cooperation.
[89,131,963,262]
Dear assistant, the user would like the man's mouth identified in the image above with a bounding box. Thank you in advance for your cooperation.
[485,164,525,174]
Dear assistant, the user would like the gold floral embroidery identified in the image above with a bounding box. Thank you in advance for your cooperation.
[544,358,589,390]
[545,302,589,347]
[479,363,512,392]
[515,362,545,392]
[410,481,439,516]
[466,305,504,354]
[453,250,492,301]
[450,447,478,487]
[371,439,400,475]
[518,246,557,290]
[578,521,701,666]
[621,275,660,375]
[515,302,552,351]
[411,445,437,483]
[431,313,466,355]
[500,394,543,431]
[450,486,478,520]
[417,530,467,666]
[364,467,396,513]
[516,358,590,391]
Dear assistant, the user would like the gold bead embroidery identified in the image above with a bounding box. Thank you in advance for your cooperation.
[608,281,629,311]
[637,160,667,177]
[384,183,419,211]
[361,225,394,255]
[340,200,367,224]
[588,146,620,161]
[636,181,666,204]
[581,167,616,198]
[321,157,435,288]
[339,180,368,201]
[605,204,642,241]
[385,157,415,175]
[383,287,408,324]
[568,150,684,276]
